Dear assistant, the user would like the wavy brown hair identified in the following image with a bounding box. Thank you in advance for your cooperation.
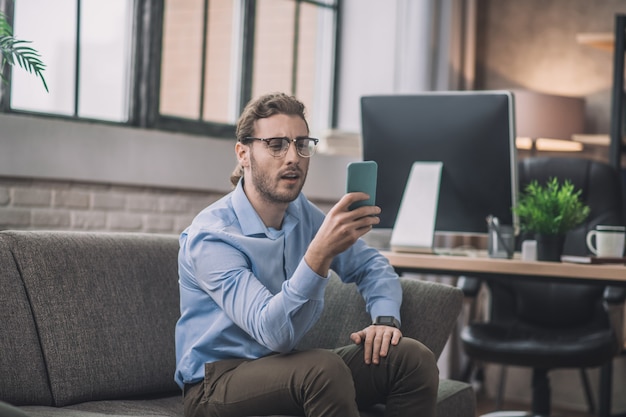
[230,93,309,187]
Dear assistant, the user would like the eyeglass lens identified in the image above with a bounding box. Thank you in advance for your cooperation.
[266,137,317,157]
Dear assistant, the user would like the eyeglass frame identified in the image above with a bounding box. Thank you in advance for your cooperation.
[240,136,320,158]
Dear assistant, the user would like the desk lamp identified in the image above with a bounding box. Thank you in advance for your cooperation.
[514,90,585,154]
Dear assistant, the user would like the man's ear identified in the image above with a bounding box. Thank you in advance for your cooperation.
[235,141,250,167]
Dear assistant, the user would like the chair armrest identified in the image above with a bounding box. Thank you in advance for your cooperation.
[604,286,626,304]
[457,276,482,298]
[603,286,626,353]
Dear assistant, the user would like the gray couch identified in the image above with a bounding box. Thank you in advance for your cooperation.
[0,230,475,417]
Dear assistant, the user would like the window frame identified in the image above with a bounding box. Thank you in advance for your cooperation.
[0,0,341,139]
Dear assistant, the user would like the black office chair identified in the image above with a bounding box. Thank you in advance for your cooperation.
[459,157,625,417]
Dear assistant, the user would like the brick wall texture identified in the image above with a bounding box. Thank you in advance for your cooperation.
[0,177,335,234]
[0,177,224,234]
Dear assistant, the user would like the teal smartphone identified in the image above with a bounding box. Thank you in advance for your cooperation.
[346,161,378,210]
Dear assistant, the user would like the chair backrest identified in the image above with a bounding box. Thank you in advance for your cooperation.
[489,157,624,329]
[518,157,624,255]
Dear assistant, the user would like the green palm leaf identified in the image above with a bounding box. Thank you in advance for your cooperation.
[0,12,48,92]
[0,11,11,36]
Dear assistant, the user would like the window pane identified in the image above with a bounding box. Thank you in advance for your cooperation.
[295,3,319,131]
[251,0,295,99]
[160,0,205,119]
[202,0,237,123]
[297,3,335,134]
[252,1,335,136]
[11,0,76,115]
[156,0,337,137]
[78,0,132,122]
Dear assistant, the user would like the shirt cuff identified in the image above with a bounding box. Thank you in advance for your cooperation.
[285,260,329,300]
[370,301,402,325]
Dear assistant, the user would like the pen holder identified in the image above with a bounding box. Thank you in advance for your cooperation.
[488,224,515,259]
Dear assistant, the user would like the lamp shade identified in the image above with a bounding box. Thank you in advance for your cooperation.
[514,90,585,141]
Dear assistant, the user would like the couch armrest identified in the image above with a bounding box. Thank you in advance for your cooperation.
[398,278,463,358]
[297,273,463,360]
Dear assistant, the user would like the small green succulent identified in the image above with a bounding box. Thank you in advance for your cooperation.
[514,177,590,235]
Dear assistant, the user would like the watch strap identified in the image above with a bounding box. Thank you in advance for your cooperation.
[372,315,400,329]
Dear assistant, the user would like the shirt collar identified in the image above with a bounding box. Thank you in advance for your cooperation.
[232,179,301,239]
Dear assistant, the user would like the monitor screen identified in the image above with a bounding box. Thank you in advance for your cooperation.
[361,91,518,235]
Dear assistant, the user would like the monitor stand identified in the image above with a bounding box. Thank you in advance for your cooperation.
[390,161,442,253]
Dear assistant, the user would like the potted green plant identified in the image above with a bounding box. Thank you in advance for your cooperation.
[513,177,590,261]
[0,10,47,91]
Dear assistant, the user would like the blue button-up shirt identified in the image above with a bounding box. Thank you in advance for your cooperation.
[174,180,401,388]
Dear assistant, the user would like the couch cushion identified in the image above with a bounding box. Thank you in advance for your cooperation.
[2,231,181,407]
[19,395,183,417]
[16,382,475,417]
[18,383,475,417]
[298,274,463,359]
[0,236,53,406]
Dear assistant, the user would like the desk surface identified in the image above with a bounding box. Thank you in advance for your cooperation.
[381,250,626,284]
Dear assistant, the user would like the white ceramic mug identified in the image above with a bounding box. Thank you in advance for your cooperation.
[586,225,626,258]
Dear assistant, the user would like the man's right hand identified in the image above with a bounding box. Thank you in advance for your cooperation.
[350,324,403,365]
[304,192,380,276]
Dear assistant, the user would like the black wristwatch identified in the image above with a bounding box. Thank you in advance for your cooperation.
[373,316,400,329]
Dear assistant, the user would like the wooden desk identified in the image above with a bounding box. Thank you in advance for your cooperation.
[382,250,626,417]
[381,251,626,285]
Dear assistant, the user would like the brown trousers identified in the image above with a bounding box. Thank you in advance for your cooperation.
[183,337,439,417]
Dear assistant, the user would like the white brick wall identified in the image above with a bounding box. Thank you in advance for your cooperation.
[0,177,335,234]
[0,177,224,234]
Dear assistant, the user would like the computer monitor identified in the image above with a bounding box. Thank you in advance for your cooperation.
[361,91,518,236]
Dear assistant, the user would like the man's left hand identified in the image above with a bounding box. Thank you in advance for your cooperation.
[350,325,402,365]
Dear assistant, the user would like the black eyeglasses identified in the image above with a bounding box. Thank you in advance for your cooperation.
[241,137,319,158]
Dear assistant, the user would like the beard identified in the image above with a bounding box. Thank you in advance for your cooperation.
[248,151,307,204]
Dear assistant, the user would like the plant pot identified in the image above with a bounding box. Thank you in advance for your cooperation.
[535,234,566,262]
